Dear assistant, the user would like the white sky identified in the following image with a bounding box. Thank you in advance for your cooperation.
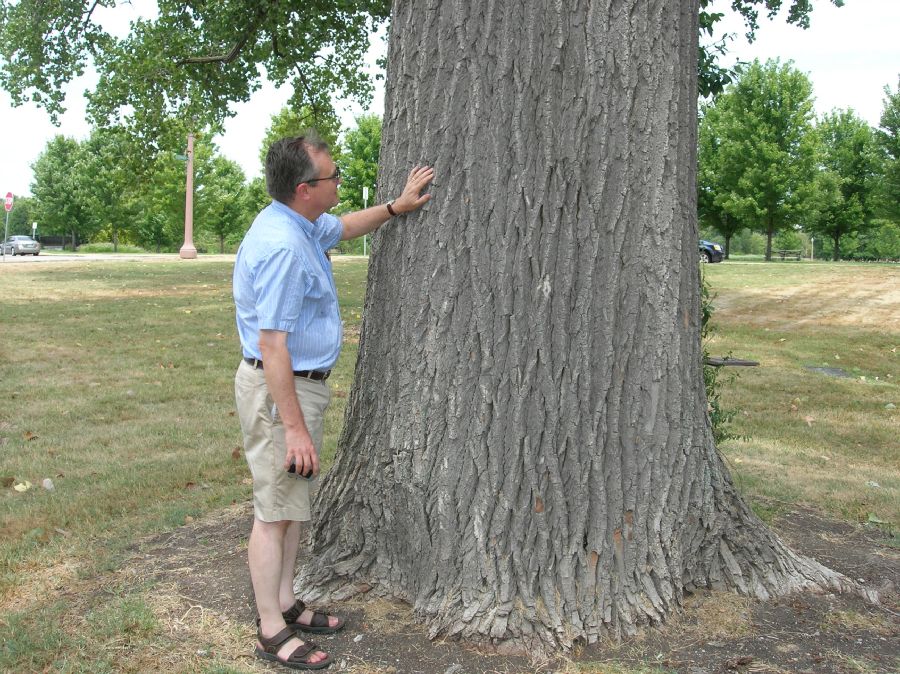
[1,0,897,198]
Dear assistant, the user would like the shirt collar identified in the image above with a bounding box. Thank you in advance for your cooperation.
[270,199,317,238]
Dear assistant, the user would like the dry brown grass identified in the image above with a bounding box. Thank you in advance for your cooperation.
[710,262,900,329]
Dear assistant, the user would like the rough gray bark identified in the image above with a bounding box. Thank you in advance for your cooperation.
[299,0,865,654]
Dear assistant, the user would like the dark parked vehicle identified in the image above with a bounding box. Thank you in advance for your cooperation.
[1,235,41,256]
[699,239,724,263]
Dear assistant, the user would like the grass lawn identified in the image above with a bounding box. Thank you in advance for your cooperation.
[0,256,896,672]
[702,260,898,529]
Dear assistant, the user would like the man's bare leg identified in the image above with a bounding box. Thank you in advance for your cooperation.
[277,520,341,629]
[249,518,328,664]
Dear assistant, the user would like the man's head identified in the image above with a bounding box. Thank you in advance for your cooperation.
[265,133,341,216]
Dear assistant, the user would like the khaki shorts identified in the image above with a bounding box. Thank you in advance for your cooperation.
[234,359,331,522]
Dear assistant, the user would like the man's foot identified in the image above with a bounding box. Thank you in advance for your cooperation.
[256,625,332,670]
[282,599,345,634]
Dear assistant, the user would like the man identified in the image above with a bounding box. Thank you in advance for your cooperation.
[233,133,434,670]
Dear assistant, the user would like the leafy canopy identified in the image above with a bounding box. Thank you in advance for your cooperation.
[0,0,390,146]
[0,0,838,136]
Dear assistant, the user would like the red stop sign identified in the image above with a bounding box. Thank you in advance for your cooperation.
[4,192,12,212]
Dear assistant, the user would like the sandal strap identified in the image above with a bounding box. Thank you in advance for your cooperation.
[285,640,318,662]
[283,599,334,628]
[257,626,297,653]
[308,610,331,628]
[281,599,307,624]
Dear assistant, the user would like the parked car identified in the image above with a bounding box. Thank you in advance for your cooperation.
[1,235,41,256]
[699,239,723,263]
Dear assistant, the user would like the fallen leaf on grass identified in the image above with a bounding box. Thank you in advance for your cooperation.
[185,481,197,489]
[803,415,815,426]
[23,431,38,441]
[241,477,253,486]
[231,447,241,460]
[54,527,71,537]
[1,476,15,488]
[13,481,32,492]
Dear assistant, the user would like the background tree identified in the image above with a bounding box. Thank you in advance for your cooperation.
[79,128,143,251]
[194,155,252,253]
[30,136,98,248]
[296,1,860,655]
[245,176,271,225]
[875,79,900,223]
[130,145,195,252]
[4,195,36,237]
[338,114,382,212]
[698,103,743,258]
[335,114,382,253]
[805,109,879,260]
[700,60,817,260]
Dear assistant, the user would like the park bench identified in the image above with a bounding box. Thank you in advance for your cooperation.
[774,249,802,260]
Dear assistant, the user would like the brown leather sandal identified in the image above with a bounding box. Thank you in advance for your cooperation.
[283,599,345,634]
[255,626,332,670]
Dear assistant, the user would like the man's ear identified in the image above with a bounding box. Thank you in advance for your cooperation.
[294,182,310,201]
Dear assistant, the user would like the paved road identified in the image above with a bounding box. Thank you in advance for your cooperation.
[0,252,235,265]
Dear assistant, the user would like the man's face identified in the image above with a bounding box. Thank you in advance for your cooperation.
[306,151,341,212]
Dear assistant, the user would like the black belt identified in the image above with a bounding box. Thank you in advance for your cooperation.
[243,357,331,381]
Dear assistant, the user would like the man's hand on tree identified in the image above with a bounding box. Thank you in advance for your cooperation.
[392,165,435,214]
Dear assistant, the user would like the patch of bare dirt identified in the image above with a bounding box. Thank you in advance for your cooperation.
[128,501,898,673]
[713,266,900,330]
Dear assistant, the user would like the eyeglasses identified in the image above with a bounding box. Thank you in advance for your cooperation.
[305,166,341,184]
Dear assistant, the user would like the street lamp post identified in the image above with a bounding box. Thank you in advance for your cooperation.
[179,133,198,259]
[3,192,13,262]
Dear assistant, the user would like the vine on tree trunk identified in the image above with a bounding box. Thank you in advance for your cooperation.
[701,269,740,445]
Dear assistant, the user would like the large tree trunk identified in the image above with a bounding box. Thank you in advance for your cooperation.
[299,0,862,655]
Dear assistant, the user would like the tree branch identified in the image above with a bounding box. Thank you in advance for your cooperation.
[82,0,103,33]
[177,39,248,66]
[176,1,274,66]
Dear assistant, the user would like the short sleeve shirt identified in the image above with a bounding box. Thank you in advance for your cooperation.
[233,200,343,371]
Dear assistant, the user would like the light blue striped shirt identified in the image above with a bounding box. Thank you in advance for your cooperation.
[233,200,344,371]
